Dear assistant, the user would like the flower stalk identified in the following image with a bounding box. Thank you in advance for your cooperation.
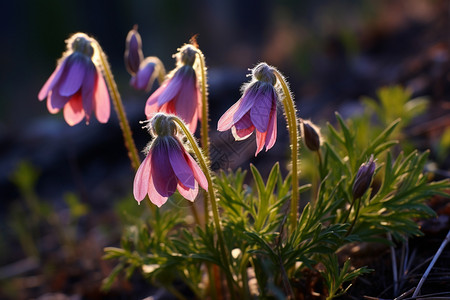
[172,116,235,297]
[273,70,300,231]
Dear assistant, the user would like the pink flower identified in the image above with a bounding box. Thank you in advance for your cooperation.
[145,45,201,133]
[217,63,278,156]
[38,33,110,126]
[133,114,208,207]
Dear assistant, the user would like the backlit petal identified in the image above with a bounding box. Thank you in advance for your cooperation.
[134,62,155,90]
[133,153,152,203]
[63,93,85,126]
[38,59,67,101]
[81,63,96,123]
[157,68,185,106]
[148,172,168,207]
[231,125,255,141]
[265,99,277,150]
[250,86,274,132]
[94,69,110,123]
[255,130,267,156]
[48,89,70,112]
[175,73,198,132]
[177,181,198,202]
[182,147,208,191]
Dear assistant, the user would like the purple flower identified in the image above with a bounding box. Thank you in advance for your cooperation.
[217,63,278,156]
[124,26,144,76]
[301,120,321,152]
[352,155,376,199]
[133,114,208,207]
[38,33,110,126]
[145,45,201,133]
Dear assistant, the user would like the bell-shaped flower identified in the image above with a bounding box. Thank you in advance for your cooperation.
[217,63,278,156]
[133,114,208,207]
[38,33,110,126]
[145,45,201,133]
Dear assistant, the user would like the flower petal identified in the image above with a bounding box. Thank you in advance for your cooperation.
[250,86,274,132]
[133,153,152,203]
[63,92,85,126]
[94,69,110,123]
[38,59,67,101]
[168,139,196,189]
[255,130,267,156]
[134,62,155,91]
[148,172,168,207]
[175,73,198,132]
[231,125,255,141]
[177,181,198,202]
[157,68,185,106]
[59,55,87,97]
[48,89,70,112]
[151,139,178,197]
[265,99,277,150]
[81,63,96,123]
[182,147,208,191]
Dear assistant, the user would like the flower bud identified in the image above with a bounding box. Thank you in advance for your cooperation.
[124,26,144,75]
[177,44,198,66]
[352,155,376,199]
[148,113,177,137]
[301,120,321,151]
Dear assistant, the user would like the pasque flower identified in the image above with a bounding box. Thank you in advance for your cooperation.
[124,26,144,76]
[301,120,321,152]
[145,45,201,133]
[217,63,278,156]
[352,155,376,200]
[133,114,208,207]
[38,33,110,126]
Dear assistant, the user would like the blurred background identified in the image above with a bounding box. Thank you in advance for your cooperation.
[0,0,449,299]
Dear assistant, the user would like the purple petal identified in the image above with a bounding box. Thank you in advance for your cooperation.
[148,172,168,207]
[182,147,208,191]
[134,62,155,90]
[48,89,70,111]
[234,112,253,130]
[133,154,152,203]
[38,59,67,101]
[81,63,96,123]
[157,68,186,106]
[250,86,275,132]
[168,138,196,189]
[59,54,87,96]
[151,139,178,197]
[175,72,198,132]
[264,103,277,150]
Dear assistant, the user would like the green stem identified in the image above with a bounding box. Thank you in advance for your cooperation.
[345,196,361,237]
[173,117,235,297]
[196,50,210,226]
[273,70,300,232]
[94,41,156,214]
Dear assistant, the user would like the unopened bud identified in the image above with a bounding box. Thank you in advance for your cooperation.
[301,120,321,151]
[125,26,144,75]
[69,33,94,57]
[352,155,376,199]
[252,62,276,86]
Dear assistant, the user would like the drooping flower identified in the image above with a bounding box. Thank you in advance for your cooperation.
[145,45,201,133]
[38,33,110,126]
[133,114,208,207]
[217,62,279,156]
[124,26,144,76]
[352,155,376,200]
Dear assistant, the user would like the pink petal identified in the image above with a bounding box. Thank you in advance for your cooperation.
[177,181,198,202]
[255,130,267,156]
[38,59,67,101]
[182,147,208,191]
[94,69,110,123]
[265,99,277,150]
[151,139,178,197]
[157,68,186,106]
[133,153,152,203]
[148,172,168,207]
[175,73,198,132]
[159,100,176,115]
[197,87,202,121]
[59,55,87,97]
[168,139,196,189]
[81,64,96,123]
[250,87,273,132]
[231,125,255,141]
[63,93,85,126]
[46,92,61,114]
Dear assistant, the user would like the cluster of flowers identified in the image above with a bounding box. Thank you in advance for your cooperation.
[39,29,375,207]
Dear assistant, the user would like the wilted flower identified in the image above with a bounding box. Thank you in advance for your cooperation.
[352,155,376,199]
[301,120,321,152]
[38,33,110,126]
[133,114,208,207]
[145,45,201,133]
[217,62,278,156]
[124,26,144,76]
